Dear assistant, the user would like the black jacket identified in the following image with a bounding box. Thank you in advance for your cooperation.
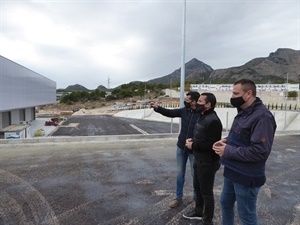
[192,109,223,162]
[154,106,200,150]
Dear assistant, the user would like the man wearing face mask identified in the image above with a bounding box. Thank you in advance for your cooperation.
[150,91,200,208]
[213,79,277,225]
[183,93,222,225]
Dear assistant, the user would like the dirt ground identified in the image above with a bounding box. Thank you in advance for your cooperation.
[37,98,179,117]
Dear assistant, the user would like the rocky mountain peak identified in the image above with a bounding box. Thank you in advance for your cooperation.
[269,48,300,65]
[210,48,300,83]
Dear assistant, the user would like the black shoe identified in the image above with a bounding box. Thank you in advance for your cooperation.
[182,209,203,220]
[203,222,213,225]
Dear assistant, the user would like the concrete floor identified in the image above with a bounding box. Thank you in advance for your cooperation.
[0,134,299,225]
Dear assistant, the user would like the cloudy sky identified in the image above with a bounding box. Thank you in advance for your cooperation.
[1,0,299,89]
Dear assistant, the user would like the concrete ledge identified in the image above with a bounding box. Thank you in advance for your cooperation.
[1,131,299,145]
[0,133,179,145]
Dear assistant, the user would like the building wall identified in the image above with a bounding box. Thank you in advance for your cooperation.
[0,56,56,131]
[0,55,56,112]
[1,112,10,128]
[25,108,35,122]
[11,110,20,125]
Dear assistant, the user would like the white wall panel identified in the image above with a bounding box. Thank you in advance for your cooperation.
[0,56,56,112]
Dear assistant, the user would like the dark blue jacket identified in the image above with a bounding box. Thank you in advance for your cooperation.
[154,106,200,150]
[220,97,277,187]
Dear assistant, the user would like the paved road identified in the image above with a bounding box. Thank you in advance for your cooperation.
[51,115,179,136]
[0,134,299,225]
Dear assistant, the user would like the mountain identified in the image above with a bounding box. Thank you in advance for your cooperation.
[147,58,213,85]
[208,48,300,83]
[96,85,108,91]
[146,48,299,85]
[64,84,109,92]
[63,48,299,91]
[65,84,89,91]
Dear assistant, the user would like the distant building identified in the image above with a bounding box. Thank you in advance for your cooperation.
[190,83,299,92]
[0,56,56,133]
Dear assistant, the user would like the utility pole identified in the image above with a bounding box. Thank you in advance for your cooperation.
[107,75,111,89]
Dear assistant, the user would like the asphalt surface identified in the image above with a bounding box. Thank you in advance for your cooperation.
[51,115,179,136]
[0,115,299,225]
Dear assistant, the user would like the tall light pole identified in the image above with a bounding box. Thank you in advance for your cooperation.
[179,0,186,132]
[180,0,186,108]
[170,78,173,133]
[284,73,289,130]
[144,83,146,118]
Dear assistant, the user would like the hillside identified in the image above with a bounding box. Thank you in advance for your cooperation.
[63,48,300,91]
[209,48,300,83]
[65,84,89,91]
[147,58,213,85]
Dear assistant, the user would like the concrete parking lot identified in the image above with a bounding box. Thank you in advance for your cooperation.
[0,132,299,225]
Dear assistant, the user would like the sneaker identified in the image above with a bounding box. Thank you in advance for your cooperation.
[182,209,203,220]
[169,199,183,208]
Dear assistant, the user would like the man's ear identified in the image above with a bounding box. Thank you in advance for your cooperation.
[206,102,211,108]
[246,90,253,99]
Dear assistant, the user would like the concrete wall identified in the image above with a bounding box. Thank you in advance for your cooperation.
[114,108,300,132]
[1,112,10,128]
[0,108,35,129]
[163,89,300,110]
[10,110,20,125]
[25,108,35,122]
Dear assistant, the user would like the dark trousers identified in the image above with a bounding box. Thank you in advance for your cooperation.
[193,160,220,224]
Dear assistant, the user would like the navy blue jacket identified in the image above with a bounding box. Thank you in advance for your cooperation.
[154,106,200,150]
[220,98,277,187]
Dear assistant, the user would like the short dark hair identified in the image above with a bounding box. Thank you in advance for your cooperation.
[186,91,200,102]
[234,78,257,96]
[201,92,217,110]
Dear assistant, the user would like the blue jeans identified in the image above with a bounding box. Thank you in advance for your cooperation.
[176,147,195,200]
[220,177,260,225]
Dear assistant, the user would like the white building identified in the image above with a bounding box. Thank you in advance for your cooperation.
[191,83,299,92]
[0,56,56,137]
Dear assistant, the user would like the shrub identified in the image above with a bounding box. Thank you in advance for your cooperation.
[34,129,45,137]
[288,91,298,98]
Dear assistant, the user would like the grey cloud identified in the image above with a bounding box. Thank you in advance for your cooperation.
[1,0,299,89]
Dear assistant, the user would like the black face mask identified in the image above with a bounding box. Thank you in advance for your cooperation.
[196,104,205,113]
[230,96,246,108]
[184,101,191,108]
